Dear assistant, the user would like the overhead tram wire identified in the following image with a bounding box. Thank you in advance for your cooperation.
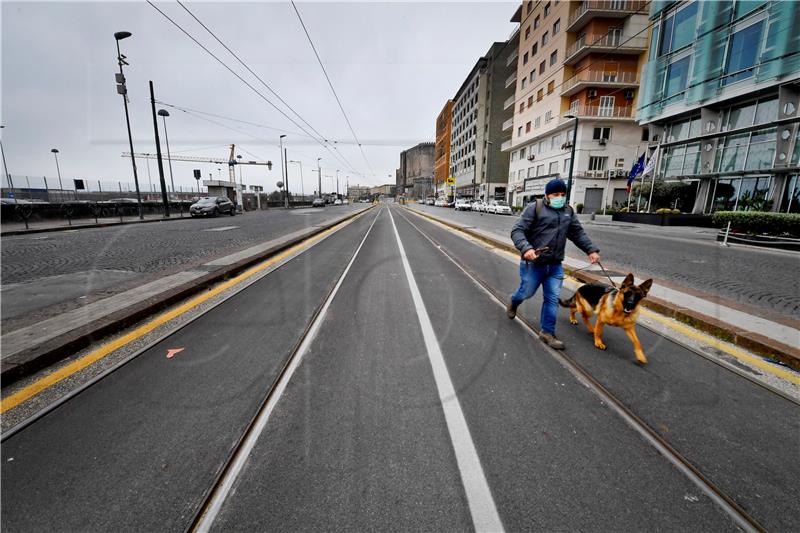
[156,101,309,138]
[290,0,376,179]
[145,1,360,177]
[173,0,363,178]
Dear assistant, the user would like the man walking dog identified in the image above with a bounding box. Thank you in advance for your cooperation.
[508,178,600,349]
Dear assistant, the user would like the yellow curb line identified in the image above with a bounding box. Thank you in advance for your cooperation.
[1,211,366,414]
[403,207,800,386]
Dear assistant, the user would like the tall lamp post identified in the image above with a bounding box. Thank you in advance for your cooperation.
[317,158,322,198]
[290,160,304,198]
[563,113,579,205]
[50,149,63,198]
[1,125,13,191]
[485,140,493,202]
[279,135,288,208]
[157,109,175,194]
[113,31,143,219]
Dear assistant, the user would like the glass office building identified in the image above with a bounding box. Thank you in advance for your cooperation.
[638,0,800,213]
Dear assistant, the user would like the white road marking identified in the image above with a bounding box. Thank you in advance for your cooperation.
[387,207,504,533]
[203,226,239,232]
[193,207,383,533]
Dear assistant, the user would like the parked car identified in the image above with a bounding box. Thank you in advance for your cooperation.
[454,198,471,211]
[425,198,435,205]
[312,197,325,208]
[472,200,485,212]
[493,200,513,215]
[434,198,447,207]
[190,196,235,217]
[334,198,343,205]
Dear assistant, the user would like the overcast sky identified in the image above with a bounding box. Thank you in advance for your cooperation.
[1,1,516,194]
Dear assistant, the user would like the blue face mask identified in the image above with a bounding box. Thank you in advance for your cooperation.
[549,196,566,209]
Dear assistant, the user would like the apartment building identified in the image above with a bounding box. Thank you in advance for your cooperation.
[347,185,370,202]
[638,0,800,213]
[397,142,435,198]
[450,34,518,201]
[435,100,454,199]
[506,0,649,211]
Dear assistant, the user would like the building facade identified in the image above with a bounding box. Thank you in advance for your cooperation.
[637,0,800,213]
[397,142,435,198]
[506,0,649,211]
[450,34,518,201]
[347,185,370,202]
[370,184,396,197]
[435,100,454,199]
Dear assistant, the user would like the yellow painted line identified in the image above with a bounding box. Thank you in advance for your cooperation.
[640,308,800,385]
[1,212,366,414]
[407,208,800,386]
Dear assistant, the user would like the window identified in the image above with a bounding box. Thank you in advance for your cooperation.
[527,167,535,178]
[550,50,558,65]
[569,99,579,113]
[734,0,763,19]
[535,116,541,128]
[537,88,544,101]
[550,134,561,149]
[526,1,532,15]
[755,98,778,125]
[544,2,551,17]
[530,71,535,82]
[641,128,650,142]
[553,19,560,35]
[593,127,611,140]
[520,147,527,158]
[598,96,615,116]
[545,110,553,123]
[523,52,529,65]
[540,61,546,75]
[525,26,531,40]
[532,42,538,56]
[519,102,525,112]
[518,126,523,137]
[664,56,690,98]
[659,2,698,56]
[563,158,571,172]
[723,21,764,85]
[534,15,540,29]
[536,164,545,176]
[539,140,546,154]
[527,96,533,106]
[588,156,608,171]
[549,161,559,174]
[547,80,555,94]
[521,78,527,89]
[542,31,549,46]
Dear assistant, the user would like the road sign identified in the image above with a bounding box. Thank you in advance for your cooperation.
[446,176,455,185]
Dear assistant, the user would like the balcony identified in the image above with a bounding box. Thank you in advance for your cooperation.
[504,71,517,89]
[560,70,638,97]
[506,48,518,67]
[567,0,649,33]
[502,117,514,132]
[503,94,516,110]
[566,104,634,119]
[564,33,647,65]
[501,139,513,151]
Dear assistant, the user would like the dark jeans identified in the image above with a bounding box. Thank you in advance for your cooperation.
[510,261,564,335]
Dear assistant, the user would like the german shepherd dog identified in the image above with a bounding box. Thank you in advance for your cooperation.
[559,274,653,365]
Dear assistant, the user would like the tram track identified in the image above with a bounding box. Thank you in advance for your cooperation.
[396,206,768,533]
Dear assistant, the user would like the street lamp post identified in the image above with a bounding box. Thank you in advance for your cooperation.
[157,109,175,194]
[50,149,63,199]
[336,169,340,196]
[279,135,288,208]
[114,31,144,219]
[148,81,170,217]
[563,113,579,205]
[317,158,322,198]
[485,140,493,202]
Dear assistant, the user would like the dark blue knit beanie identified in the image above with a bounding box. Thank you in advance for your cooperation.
[545,179,567,195]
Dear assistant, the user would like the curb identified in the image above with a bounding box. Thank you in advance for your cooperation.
[403,206,800,372]
[0,207,373,386]
[1,213,196,237]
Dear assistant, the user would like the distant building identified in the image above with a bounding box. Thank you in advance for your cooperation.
[397,142,435,198]
[435,100,454,198]
[370,184,396,197]
[347,185,370,201]
[638,0,800,213]
[450,34,518,201]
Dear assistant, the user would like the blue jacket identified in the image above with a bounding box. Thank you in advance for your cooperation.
[510,201,598,264]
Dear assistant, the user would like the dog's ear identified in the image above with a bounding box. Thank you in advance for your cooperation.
[622,273,635,287]
[639,279,653,297]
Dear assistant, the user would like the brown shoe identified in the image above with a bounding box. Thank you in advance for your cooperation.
[506,302,518,319]
[539,331,565,350]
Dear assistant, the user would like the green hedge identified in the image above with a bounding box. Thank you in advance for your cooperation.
[712,211,800,237]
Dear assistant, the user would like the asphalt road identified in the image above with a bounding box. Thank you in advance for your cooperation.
[0,205,366,330]
[2,204,797,531]
[408,204,800,319]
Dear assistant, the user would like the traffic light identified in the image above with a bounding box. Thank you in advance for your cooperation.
[115,73,127,95]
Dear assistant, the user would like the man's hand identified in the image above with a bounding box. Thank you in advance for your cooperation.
[588,251,600,264]
[523,248,537,261]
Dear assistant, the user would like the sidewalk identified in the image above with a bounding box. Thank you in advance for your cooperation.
[0,207,372,385]
[1,212,193,236]
[406,206,800,370]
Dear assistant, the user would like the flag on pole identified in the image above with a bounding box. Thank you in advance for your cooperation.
[626,153,645,192]
[642,145,660,178]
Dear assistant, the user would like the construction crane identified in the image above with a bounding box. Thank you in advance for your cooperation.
[122,144,272,209]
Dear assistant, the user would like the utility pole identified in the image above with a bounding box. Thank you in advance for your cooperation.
[317,157,322,198]
[149,80,170,217]
[284,147,289,208]
[114,31,143,219]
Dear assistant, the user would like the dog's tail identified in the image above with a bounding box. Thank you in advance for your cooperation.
[559,294,575,308]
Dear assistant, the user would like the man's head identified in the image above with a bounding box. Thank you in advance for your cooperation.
[544,179,567,209]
